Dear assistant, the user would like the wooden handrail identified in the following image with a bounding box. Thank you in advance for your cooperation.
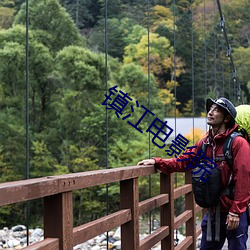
[0,165,155,206]
[0,165,203,249]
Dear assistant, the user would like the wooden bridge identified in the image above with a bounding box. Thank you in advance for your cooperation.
[0,165,204,250]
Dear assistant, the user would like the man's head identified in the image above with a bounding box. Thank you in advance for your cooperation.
[206,97,237,129]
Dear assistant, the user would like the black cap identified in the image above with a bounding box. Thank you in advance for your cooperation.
[206,97,237,119]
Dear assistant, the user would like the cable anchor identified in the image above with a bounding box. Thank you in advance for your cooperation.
[232,69,237,82]
[227,45,231,58]
[220,15,225,32]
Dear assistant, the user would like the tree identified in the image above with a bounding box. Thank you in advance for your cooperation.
[148,5,174,33]
[61,0,101,29]
[30,141,58,177]
[0,41,25,101]
[117,63,164,113]
[14,0,84,52]
[0,25,56,132]
[86,17,139,60]
[0,6,15,29]
[0,112,26,180]
[124,33,171,82]
[98,0,145,21]
[234,46,250,102]
[50,46,138,167]
[123,31,185,116]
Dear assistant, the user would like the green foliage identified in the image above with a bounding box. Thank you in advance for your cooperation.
[0,40,26,103]
[30,141,56,177]
[234,46,250,101]
[61,0,101,28]
[53,46,105,90]
[14,0,84,52]
[116,63,164,116]
[124,32,173,73]
[86,17,138,60]
[0,204,25,228]
[0,112,26,180]
[0,25,56,133]
[124,25,147,45]
[98,0,145,21]
[124,31,185,92]
[62,145,99,173]
[73,187,106,225]
[50,46,108,159]
[148,5,174,32]
[0,7,15,29]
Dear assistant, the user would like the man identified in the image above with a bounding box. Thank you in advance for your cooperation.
[138,97,250,250]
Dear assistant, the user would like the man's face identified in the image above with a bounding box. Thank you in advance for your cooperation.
[207,104,226,127]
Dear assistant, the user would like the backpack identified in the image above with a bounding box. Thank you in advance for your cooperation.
[235,105,250,142]
[192,132,241,208]
[191,134,242,242]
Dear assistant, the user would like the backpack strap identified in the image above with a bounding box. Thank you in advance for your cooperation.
[201,141,208,154]
[222,132,243,200]
[223,131,242,170]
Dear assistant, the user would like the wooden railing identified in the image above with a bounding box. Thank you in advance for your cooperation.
[0,165,203,250]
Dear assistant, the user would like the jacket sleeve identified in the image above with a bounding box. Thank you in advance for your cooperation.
[153,141,201,174]
[229,136,250,215]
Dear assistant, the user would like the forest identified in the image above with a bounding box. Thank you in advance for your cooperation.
[0,0,249,228]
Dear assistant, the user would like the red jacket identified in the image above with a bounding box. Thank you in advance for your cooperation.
[154,124,250,216]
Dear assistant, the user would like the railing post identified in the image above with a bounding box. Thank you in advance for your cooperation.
[44,192,73,250]
[185,171,196,250]
[160,173,174,250]
[120,178,139,250]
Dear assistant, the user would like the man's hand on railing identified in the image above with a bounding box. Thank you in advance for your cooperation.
[137,159,155,166]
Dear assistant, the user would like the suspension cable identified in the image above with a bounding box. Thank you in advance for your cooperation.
[228,64,231,100]
[216,0,242,104]
[173,0,176,141]
[147,0,152,234]
[203,0,209,132]
[191,0,195,144]
[76,0,79,27]
[25,0,30,245]
[104,0,109,248]
[219,35,225,96]
[203,0,207,99]
[172,0,178,196]
[213,0,217,95]
[173,0,179,245]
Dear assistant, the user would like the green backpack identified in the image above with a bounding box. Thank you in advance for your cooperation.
[235,105,250,141]
[234,105,250,223]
